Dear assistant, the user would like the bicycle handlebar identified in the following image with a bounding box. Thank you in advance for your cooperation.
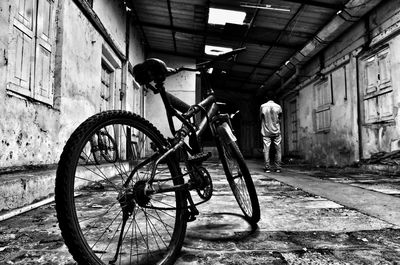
[133,47,246,85]
[166,47,247,77]
[197,47,246,68]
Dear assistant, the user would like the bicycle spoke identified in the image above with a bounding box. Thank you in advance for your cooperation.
[56,112,186,265]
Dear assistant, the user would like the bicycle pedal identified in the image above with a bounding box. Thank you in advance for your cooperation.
[188,152,211,164]
[186,208,199,222]
[187,214,196,222]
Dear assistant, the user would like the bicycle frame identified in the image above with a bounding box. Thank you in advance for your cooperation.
[123,70,237,197]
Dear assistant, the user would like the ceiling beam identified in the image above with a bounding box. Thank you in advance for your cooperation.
[239,4,306,90]
[139,21,301,49]
[277,0,344,9]
[235,62,277,71]
[166,0,177,52]
[213,1,343,11]
[150,48,278,71]
[130,3,150,50]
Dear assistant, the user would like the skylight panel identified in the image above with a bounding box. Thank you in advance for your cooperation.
[208,8,246,25]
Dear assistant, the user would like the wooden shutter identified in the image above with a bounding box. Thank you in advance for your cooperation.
[8,0,35,95]
[34,0,54,104]
[377,49,391,90]
[100,63,113,111]
[315,77,331,131]
[364,56,378,94]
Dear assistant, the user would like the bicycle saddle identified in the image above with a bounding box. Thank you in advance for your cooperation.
[133,58,168,85]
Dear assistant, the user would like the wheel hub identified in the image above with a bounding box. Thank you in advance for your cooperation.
[133,180,151,207]
[117,180,152,212]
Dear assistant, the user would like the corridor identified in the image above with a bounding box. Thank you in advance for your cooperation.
[0,160,399,264]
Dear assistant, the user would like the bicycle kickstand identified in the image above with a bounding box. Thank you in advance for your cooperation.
[185,191,199,222]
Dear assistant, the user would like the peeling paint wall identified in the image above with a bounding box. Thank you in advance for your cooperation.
[93,0,126,52]
[359,34,400,158]
[282,0,400,166]
[0,0,145,170]
[0,0,63,168]
[57,0,104,144]
[290,61,359,166]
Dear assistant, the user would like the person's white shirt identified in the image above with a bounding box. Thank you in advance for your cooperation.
[260,100,282,137]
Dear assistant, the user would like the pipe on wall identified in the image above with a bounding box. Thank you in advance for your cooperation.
[258,0,383,97]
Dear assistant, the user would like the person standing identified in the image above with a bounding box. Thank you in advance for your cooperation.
[260,99,282,173]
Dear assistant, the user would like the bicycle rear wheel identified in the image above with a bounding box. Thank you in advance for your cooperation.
[55,110,187,265]
[217,140,260,224]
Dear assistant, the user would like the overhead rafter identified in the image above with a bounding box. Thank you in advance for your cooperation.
[235,62,277,71]
[130,2,150,50]
[239,4,306,90]
[202,0,210,53]
[150,48,278,71]
[166,0,177,52]
[140,21,302,49]
[213,0,343,12]
[277,0,344,9]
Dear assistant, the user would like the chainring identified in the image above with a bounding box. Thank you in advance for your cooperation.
[193,166,213,200]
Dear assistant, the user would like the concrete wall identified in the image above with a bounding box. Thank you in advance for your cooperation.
[286,60,359,166]
[0,0,63,169]
[0,0,145,170]
[93,0,126,52]
[145,53,196,138]
[281,0,400,166]
[359,34,400,158]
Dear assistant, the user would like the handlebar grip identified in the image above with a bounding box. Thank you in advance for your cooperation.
[165,91,190,113]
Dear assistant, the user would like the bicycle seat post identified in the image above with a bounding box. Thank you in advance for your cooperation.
[200,68,214,97]
[155,81,178,135]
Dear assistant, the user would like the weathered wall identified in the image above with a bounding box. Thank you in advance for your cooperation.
[0,0,62,168]
[291,61,359,166]
[126,23,146,114]
[145,53,196,138]
[57,0,104,144]
[357,1,400,159]
[0,0,145,170]
[93,0,126,52]
[359,34,400,158]
[282,0,400,165]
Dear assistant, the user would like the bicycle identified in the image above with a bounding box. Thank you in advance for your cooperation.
[90,129,119,165]
[55,47,260,265]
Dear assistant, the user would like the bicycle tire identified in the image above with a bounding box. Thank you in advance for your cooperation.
[91,134,103,165]
[55,110,187,265]
[217,140,260,224]
[99,131,118,163]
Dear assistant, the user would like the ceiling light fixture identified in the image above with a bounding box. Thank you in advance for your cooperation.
[240,2,290,12]
[205,45,233,56]
[208,8,246,25]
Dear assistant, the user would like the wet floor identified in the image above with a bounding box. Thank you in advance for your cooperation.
[0,160,399,264]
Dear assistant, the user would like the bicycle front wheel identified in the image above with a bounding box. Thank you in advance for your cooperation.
[217,140,260,224]
[55,110,187,265]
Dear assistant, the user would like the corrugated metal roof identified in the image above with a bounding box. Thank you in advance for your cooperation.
[130,0,351,95]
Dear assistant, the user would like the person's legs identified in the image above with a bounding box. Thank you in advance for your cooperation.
[263,136,272,171]
[273,134,282,171]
